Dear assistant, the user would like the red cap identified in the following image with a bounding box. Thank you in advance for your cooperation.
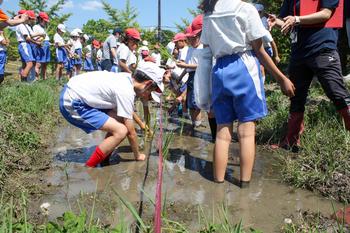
[38,12,49,22]
[92,39,100,49]
[173,33,187,42]
[25,10,36,19]
[186,14,203,37]
[125,28,141,41]
[18,9,26,15]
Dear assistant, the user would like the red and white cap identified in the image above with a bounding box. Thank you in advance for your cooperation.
[125,28,141,41]
[172,33,186,42]
[38,12,49,22]
[185,14,203,37]
[136,61,165,103]
[25,10,36,19]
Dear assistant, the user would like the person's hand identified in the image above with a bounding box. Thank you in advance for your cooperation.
[267,14,277,30]
[280,78,295,97]
[281,16,296,35]
[176,96,183,103]
[176,61,187,68]
[273,56,281,64]
[135,153,146,161]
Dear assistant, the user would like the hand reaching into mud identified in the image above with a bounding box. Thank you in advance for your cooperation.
[135,153,146,161]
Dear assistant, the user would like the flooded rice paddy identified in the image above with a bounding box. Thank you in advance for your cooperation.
[38,107,341,232]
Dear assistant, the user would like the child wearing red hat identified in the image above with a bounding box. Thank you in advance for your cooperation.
[33,12,50,80]
[116,28,141,73]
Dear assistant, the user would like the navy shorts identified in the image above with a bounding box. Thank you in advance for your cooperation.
[56,47,67,63]
[34,41,51,63]
[212,51,267,124]
[59,86,109,133]
[186,71,199,110]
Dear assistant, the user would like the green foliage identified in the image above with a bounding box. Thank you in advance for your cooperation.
[257,84,350,203]
[82,19,112,42]
[0,79,60,198]
[102,0,140,30]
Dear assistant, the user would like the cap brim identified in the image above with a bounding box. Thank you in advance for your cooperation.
[151,92,161,103]
[186,29,202,38]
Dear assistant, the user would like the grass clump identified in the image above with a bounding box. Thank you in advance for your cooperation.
[0,79,61,200]
[257,83,350,203]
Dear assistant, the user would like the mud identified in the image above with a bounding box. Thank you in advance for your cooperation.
[35,108,342,232]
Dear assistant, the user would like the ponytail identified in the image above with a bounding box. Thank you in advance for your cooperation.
[202,0,218,13]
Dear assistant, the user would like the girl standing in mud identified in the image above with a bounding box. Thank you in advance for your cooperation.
[200,0,295,186]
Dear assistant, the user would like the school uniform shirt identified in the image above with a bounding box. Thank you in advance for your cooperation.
[178,46,189,61]
[0,36,6,51]
[151,52,161,66]
[33,24,49,41]
[201,0,266,58]
[279,0,339,61]
[66,71,135,119]
[128,51,137,66]
[185,44,203,73]
[54,33,65,46]
[262,30,273,48]
[15,24,30,42]
[85,44,92,57]
[117,43,133,72]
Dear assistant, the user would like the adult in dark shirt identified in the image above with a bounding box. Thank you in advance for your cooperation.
[270,0,350,151]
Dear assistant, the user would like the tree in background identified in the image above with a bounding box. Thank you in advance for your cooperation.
[82,19,112,42]
[175,1,202,32]
[102,0,139,30]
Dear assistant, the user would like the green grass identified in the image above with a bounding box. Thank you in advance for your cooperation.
[257,83,350,203]
[0,79,62,201]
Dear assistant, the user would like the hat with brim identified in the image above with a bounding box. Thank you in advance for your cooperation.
[173,32,187,42]
[38,12,49,22]
[185,14,203,37]
[136,61,165,103]
[57,24,66,33]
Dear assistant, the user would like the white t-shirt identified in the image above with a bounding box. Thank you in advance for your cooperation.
[66,71,135,119]
[151,52,161,66]
[117,43,133,72]
[185,44,203,73]
[128,51,137,66]
[262,29,273,48]
[33,24,49,41]
[16,24,32,42]
[178,46,189,61]
[201,0,266,58]
[54,33,65,46]
[0,36,5,51]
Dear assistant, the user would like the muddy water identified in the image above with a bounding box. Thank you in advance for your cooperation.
[40,109,341,232]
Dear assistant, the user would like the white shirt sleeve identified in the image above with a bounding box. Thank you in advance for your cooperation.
[0,36,4,42]
[244,4,266,42]
[118,44,130,61]
[116,94,134,119]
[20,24,30,37]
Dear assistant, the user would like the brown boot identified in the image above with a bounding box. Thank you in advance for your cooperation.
[337,106,350,131]
[271,112,305,152]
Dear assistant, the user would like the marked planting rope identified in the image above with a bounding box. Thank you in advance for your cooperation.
[154,99,163,233]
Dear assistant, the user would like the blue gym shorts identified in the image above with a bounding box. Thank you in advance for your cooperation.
[35,41,51,63]
[18,42,35,63]
[212,51,268,124]
[0,51,6,75]
[59,86,109,134]
[56,47,67,63]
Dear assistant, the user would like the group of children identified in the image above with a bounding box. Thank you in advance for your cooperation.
[2,0,350,189]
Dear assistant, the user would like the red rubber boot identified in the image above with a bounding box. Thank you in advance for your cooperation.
[337,106,350,131]
[271,112,305,152]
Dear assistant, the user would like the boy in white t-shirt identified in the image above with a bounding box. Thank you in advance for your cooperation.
[59,62,168,167]
[200,0,295,186]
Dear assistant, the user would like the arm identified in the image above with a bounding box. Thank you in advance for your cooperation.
[251,38,295,97]
[123,118,146,161]
[118,59,132,73]
[281,8,333,34]
[0,14,28,29]
[176,60,197,69]
[270,40,280,64]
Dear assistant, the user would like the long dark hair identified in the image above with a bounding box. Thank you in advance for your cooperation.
[202,0,219,13]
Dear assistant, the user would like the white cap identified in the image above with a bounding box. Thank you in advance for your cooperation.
[70,30,79,37]
[136,61,165,103]
[73,28,83,34]
[142,40,149,46]
[83,34,89,41]
[57,24,66,33]
[166,42,175,55]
